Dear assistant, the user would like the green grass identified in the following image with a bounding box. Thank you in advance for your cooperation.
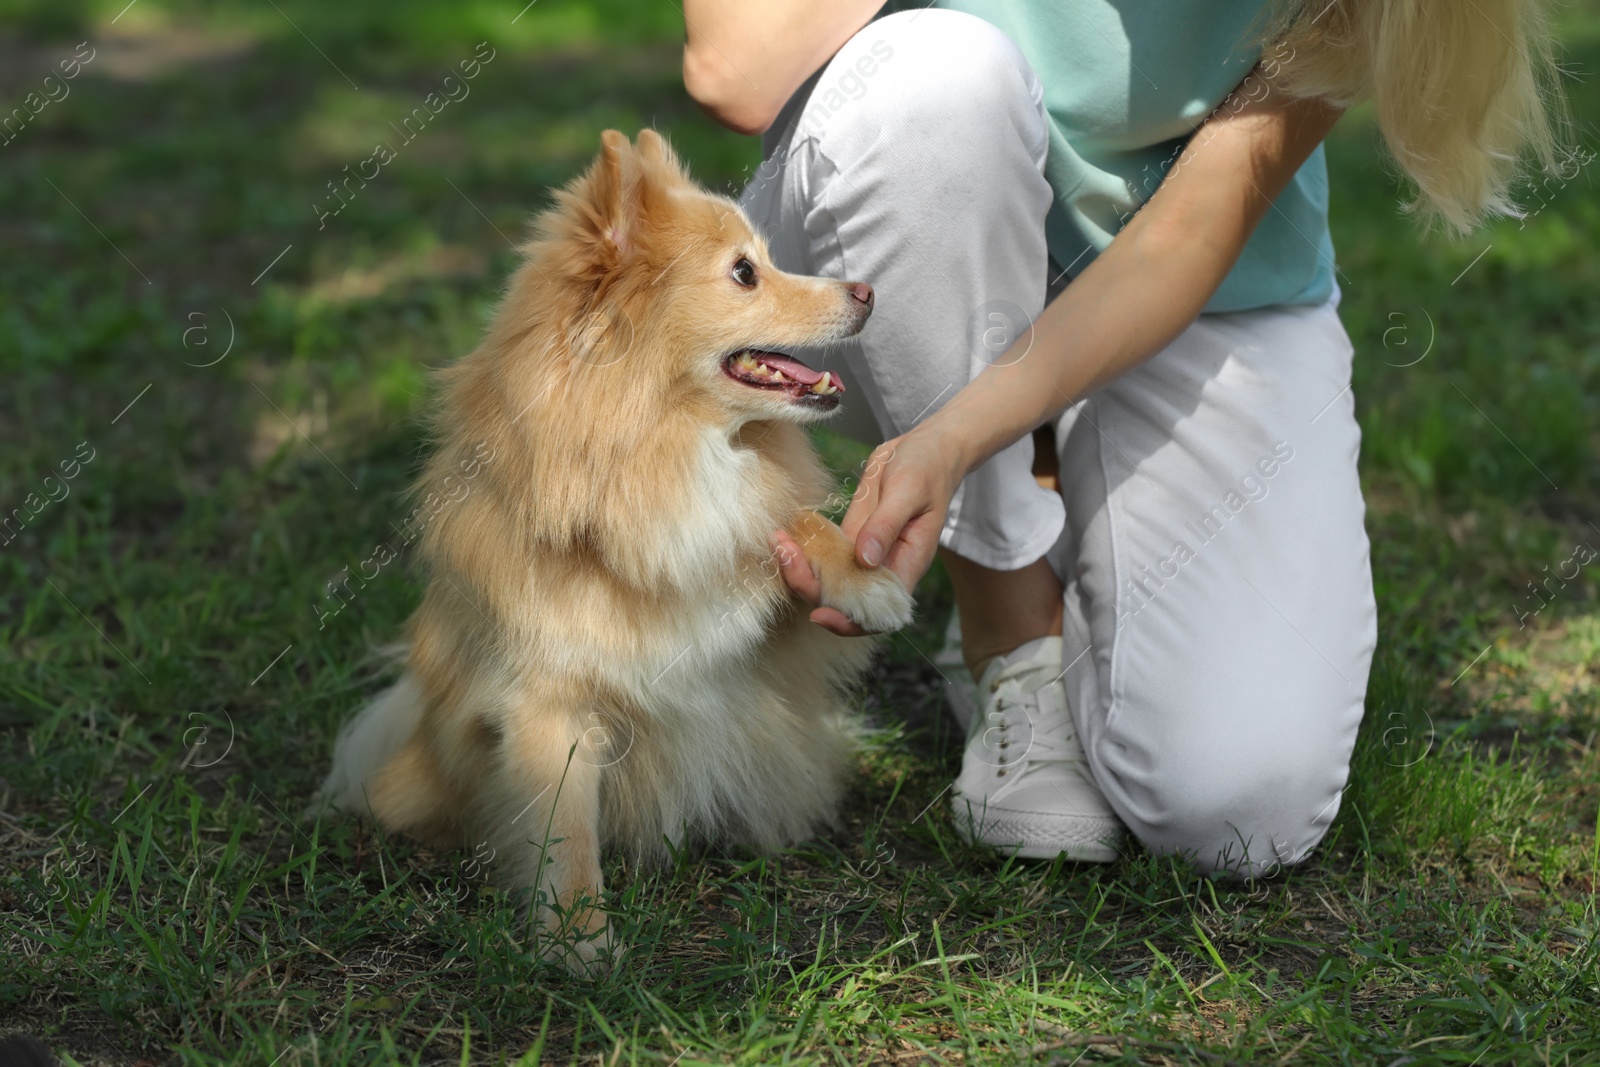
[2,1,1599,1063]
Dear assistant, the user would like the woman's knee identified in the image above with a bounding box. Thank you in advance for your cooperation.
[1096,728,1353,878]
[799,10,1046,159]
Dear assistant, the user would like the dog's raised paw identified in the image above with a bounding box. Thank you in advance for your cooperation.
[824,568,915,633]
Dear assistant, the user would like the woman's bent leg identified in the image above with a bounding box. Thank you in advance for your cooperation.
[740,8,1065,571]
[1053,296,1378,877]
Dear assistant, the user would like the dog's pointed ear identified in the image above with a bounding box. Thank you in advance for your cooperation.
[586,128,644,255]
[634,128,688,183]
[554,129,682,271]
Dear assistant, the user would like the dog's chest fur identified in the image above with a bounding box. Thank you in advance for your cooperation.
[613,425,817,708]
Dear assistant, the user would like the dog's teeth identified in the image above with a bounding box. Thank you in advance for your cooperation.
[770,370,786,383]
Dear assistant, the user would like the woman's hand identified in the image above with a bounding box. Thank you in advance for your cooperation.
[772,425,967,636]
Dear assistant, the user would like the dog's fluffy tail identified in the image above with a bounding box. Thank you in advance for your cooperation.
[315,674,426,818]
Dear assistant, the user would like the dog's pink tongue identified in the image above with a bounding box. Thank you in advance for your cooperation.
[755,352,835,389]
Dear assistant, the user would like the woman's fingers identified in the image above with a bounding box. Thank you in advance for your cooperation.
[809,605,866,637]
[878,506,945,593]
[778,428,962,634]
[771,529,870,636]
[770,529,821,605]
[841,433,954,591]
[839,442,891,543]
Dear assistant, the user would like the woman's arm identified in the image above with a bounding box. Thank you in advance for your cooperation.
[780,70,1344,634]
[922,77,1342,487]
[682,0,884,134]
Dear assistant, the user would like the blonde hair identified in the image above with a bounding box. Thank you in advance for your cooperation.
[1267,0,1570,232]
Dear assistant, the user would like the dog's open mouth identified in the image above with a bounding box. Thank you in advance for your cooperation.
[723,350,844,408]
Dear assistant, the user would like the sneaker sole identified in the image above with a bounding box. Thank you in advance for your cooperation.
[951,798,1124,863]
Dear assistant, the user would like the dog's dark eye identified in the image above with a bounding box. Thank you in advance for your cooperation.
[731,257,757,288]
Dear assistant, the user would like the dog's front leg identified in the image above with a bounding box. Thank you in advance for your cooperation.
[785,510,915,633]
[485,708,612,975]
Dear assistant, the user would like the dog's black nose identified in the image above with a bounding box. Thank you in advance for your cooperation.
[848,282,874,311]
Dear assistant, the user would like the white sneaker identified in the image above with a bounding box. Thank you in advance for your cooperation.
[949,635,1124,862]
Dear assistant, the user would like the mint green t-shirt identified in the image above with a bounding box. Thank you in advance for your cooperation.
[900,0,1336,312]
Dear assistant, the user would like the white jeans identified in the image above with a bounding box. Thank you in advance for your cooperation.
[740,9,1377,876]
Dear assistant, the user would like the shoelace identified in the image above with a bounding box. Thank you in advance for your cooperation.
[984,658,1085,781]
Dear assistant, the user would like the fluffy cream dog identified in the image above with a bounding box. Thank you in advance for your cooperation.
[319,129,914,971]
